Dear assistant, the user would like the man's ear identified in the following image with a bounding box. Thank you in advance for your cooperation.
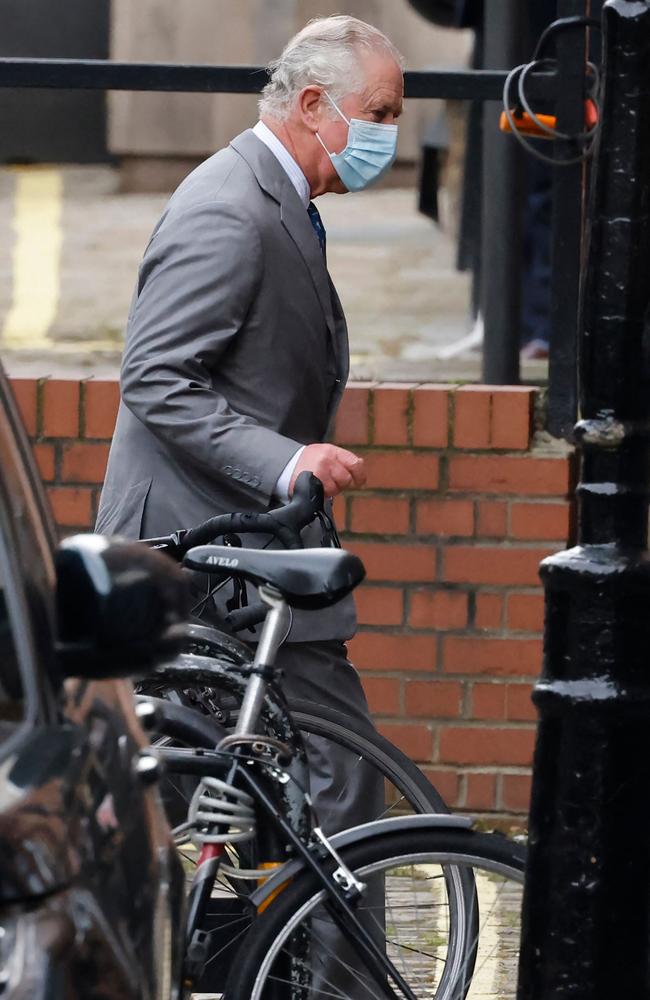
[298,86,324,132]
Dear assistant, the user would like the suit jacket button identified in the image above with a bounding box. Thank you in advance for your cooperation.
[232,468,242,480]
[224,465,233,475]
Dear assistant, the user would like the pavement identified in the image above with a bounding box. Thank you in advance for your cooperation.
[0,164,548,384]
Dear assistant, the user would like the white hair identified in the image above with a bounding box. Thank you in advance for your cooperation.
[259,15,404,122]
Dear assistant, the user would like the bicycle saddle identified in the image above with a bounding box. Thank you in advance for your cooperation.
[183,545,365,610]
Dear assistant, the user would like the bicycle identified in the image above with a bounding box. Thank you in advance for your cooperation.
[146,540,526,998]
[136,474,458,990]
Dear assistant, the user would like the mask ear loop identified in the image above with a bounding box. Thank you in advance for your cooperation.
[315,90,351,155]
[315,131,333,156]
[323,91,351,126]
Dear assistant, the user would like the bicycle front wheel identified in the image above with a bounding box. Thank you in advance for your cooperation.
[225,826,526,1000]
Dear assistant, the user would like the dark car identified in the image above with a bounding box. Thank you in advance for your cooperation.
[0,366,188,1000]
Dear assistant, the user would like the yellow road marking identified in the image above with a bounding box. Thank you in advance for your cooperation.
[3,167,63,348]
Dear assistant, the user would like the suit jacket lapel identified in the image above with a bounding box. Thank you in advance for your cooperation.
[230,130,338,351]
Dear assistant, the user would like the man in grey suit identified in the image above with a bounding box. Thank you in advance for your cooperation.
[97,15,403,966]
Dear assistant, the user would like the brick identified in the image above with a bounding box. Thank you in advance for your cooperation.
[501,774,532,812]
[404,680,462,718]
[465,772,498,811]
[449,455,571,496]
[506,684,537,722]
[470,683,507,719]
[332,494,346,531]
[346,541,436,582]
[453,387,491,449]
[350,496,410,535]
[412,385,449,447]
[444,636,542,676]
[409,589,468,630]
[42,379,80,438]
[490,388,533,450]
[348,632,437,671]
[420,767,459,807]
[508,593,544,632]
[475,593,504,629]
[510,502,570,541]
[333,383,371,445]
[10,377,38,435]
[33,443,55,482]
[61,443,110,484]
[355,586,404,626]
[372,383,415,446]
[377,722,433,762]
[476,501,507,538]
[415,499,473,537]
[83,379,120,439]
[445,546,553,586]
[439,727,535,766]
[362,676,402,715]
[363,450,439,490]
[48,486,93,528]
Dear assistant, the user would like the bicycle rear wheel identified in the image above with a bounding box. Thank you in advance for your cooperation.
[225,825,526,1000]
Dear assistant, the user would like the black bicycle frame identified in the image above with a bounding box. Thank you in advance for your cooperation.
[161,745,416,1000]
[151,642,419,998]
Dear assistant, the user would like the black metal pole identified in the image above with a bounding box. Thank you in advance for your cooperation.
[517,2,650,996]
[0,57,557,102]
[480,0,525,385]
[547,0,590,439]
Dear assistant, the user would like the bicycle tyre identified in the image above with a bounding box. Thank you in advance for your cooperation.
[225,826,526,1000]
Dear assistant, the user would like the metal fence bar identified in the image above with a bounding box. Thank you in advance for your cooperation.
[546,0,591,438]
[480,0,525,385]
[0,57,558,102]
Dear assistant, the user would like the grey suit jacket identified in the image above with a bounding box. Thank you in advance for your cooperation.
[96,129,355,642]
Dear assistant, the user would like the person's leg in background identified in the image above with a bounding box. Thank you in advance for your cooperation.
[520,158,552,359]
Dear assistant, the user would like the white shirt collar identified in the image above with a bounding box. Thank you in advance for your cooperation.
[252,120,311,209]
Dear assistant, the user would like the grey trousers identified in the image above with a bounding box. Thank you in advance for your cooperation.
[275,640,385,834]
[275,640,387,999]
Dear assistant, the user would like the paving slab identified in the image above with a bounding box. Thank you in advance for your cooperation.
[0,165,547,385]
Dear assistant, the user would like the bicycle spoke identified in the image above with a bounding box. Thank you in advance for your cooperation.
[202,920,252,967]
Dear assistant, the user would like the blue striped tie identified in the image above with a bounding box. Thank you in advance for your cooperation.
[307,201,327,262]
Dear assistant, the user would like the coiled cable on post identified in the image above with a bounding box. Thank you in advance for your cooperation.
[187,775,256,846]
[502,15,602,167]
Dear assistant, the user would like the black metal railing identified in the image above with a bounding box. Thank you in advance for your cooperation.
[0,0,590,438]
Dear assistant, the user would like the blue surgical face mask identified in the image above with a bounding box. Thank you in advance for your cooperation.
[315,91,398,192]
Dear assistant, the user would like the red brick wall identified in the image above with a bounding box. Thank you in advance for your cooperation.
[9,376,575,819]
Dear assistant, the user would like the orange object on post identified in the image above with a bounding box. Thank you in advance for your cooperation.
[500,100,599,139]
[500,110,557,139]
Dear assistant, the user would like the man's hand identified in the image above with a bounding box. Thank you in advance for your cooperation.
[289,444,366,497]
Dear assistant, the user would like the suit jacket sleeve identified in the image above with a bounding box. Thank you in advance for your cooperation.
[120,198,301,502]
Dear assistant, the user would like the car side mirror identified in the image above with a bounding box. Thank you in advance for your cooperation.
[55,534,189,680]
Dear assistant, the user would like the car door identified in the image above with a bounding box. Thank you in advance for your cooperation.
[0,368,184,999]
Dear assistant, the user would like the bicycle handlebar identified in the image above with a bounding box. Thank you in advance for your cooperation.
[144,472,325,560]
